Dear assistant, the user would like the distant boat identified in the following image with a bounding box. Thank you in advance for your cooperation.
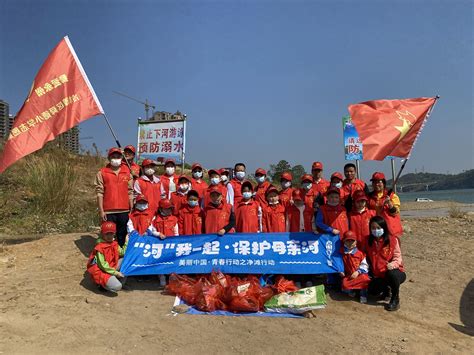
[415,197,434,202]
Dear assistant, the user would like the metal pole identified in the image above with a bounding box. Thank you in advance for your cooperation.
[101,113,132,172]
[181,117,186,173]
[355,159,360,179]
[391,158,397,193]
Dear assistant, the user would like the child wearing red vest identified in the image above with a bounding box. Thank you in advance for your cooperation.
[170,175,192,215]
[340,231,370,304]
[300,174,318,232]
[127,194,154,236]
[254,168,271,207]
[316,187,349,237]
[235,181,261,233]
[262,186,287,233]
[349,190,376,248]
[134,159,161,215]
[149,199,179,239]
[311,161,330,206]
[178,190,204,235]
[95,147,134,247]
[203,169,228,207]
[287,189,314,232]
[229,163,247,205]
[329,172,350,208]
[365,216,406,311]
[279,172,293,208]
[160,159,179,199]
[219,168,235,207]
[190,163,208,201]
[342,163,369,211]
[368,172,403,239]
[203,186,235,235]
[87,221,128,292]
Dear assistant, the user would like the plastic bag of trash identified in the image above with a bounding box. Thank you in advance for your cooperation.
[264,285,327,314]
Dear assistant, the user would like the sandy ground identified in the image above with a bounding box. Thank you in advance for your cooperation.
[1,211,473,353]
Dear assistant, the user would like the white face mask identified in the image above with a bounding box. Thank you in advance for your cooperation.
[136,203,148,211]
[235,171,246,180]
[242,191,252,199]
[188,200,199,207]
[210,177,220,185]
[281,181,291,189]
[165,167,175,175]
[256,176,265,184]
[179,183,189,192]
[334,182,342,189]
[302,182,312,191]
[110,158,122,167]
[193,171,203,179]
[221,175,228,182]
[144,168,155,176]
[371,228,384,238]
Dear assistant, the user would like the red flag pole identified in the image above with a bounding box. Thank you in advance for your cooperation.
[390,95,440,191]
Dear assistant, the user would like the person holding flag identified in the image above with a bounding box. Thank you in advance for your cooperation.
[123,145,141,180]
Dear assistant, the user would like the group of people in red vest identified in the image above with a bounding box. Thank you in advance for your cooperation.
[88,145,406,311]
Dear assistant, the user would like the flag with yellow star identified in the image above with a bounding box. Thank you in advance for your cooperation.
[348,97,436,160]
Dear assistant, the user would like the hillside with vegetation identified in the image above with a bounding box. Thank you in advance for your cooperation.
[388,170,474,192]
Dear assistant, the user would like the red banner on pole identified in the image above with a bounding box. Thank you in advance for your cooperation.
[348,97,436,161]
[0,36,104,173]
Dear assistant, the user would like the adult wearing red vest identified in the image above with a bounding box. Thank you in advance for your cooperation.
[315,187,349,237]
[349,190,376,248]
[287,189,311,232]
[229,163,247,206]
[342,163,369,211]
[365,216,406,311]
[190,163,208,201]
[311,161,330,205]
[203,186,235,235]
[367,172,403,239]
[127,194,154,235]
[279,172,294,208]
[300,174,317,232]
[261,186,287,233]
[171,175,192,216]
[178,190,204,235]
[160,159,179,199]
[122,145,141,180]
[254,168,271,207]
[95,147,133,247]
[134,159,161,215]
[235,181,261,233]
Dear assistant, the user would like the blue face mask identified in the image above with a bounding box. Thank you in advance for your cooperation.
[242,192,253,199]
[256,176,265,184]
[188,200,199,207]
[371,228,384,238]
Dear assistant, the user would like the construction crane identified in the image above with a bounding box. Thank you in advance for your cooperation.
[113,91,156,120]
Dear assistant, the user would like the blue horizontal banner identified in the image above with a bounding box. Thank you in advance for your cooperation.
[120,231,344,276]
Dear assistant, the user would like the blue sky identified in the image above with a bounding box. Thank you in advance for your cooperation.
[1,0,472,180]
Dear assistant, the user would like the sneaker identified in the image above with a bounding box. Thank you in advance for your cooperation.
[305,281,313,287]
[360,296,368,304]
[159,275,167,287]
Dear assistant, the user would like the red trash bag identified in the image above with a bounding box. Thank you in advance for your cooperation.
[209,271,230,289]
[228,294,260,312]
[195,284,227,312]
[273,275,299,293]
[166,274,200,305]
[257,286,275,308]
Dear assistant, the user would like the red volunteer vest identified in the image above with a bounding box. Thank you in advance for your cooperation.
[230,178,245,205]
[279,187,293,208]
[365,236,405,278]
[191,178,208,200]
[137,176,162,214]
[178,205,204,235]
[170,191,188,216]
[129,209,153,235]
[318,204,349,236]
[311,178,330,195]
[122,161,140,180]
[287,204,306,232]
[204,184,228,206]
[204,202,232,234]
[87,240,120,287]
[235,199,260,233]
[349,208,376,246]
[100,165,131,211]
[160,174,179,198]
[262,203,286,233]
[152,214,178,237]
[301,188,316,232]
[368,190,403,238]
[255,181,271,207]
[341,249,371,290]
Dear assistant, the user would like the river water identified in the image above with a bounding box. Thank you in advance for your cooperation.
[397,189,474,204]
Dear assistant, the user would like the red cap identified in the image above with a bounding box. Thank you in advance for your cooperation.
[255,168,267,176]
[178,175,191,183]
[141,159,156,167]
[164,158,176,166]
[101,221,117,234]
[312,162,323,170]
[330,172,344,181]
[281,172,293,181]
[326,186,340,196]
[353,190,368,202]
[135,194,148,203]
[191,163,202,171]
[342,230,357,241]
[371,172,386,181]
[124,145,136,154]
[159,199,174,209]
[107,147,122,157]
[208,185,223,195]
[301,174,314,182]
[219,168,230,176]
[265,186,279,196]
[292,189,303,201]
[208,169,221,176]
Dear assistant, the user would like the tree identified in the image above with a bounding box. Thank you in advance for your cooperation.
[268,160,292,183]
[291,164,306,187]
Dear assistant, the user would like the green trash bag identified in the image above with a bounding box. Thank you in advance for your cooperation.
[264,285,327,314]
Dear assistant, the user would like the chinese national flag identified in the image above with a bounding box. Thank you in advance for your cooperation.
[348,97,436,161]
[0,36,104,173]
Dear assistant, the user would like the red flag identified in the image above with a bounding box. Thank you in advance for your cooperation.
[0,36,104,173]
[348,97,436,161]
